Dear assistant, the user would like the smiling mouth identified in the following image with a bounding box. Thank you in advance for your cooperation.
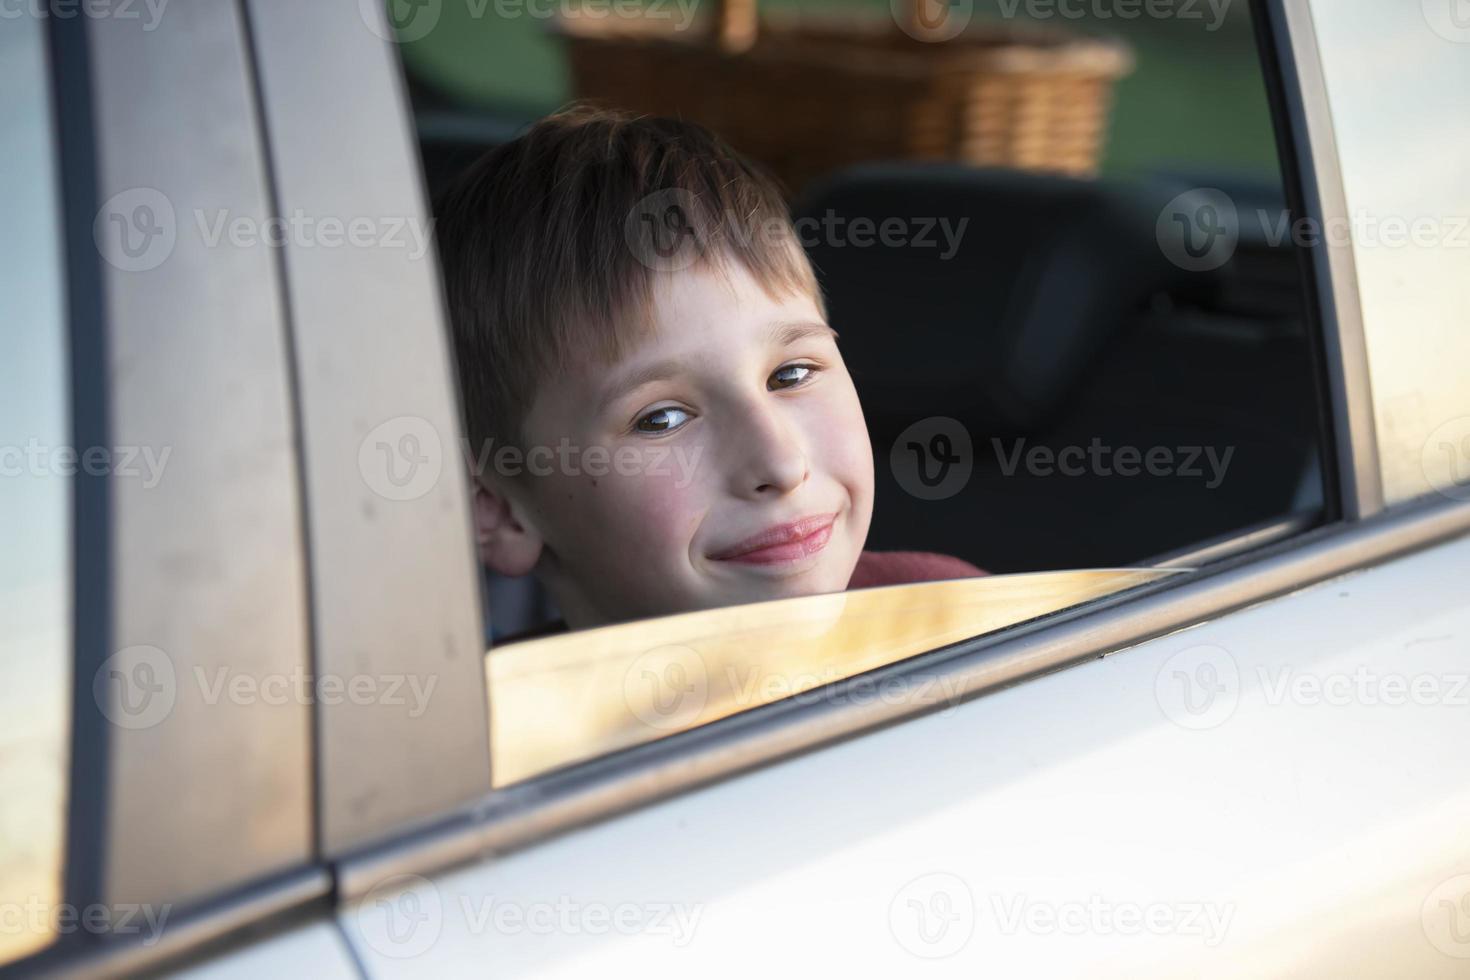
[709,513,838,565]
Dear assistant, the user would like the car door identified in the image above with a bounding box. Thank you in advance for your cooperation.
[2,3,357,977]
[329,0,1470,976]
[7,0,1469,976]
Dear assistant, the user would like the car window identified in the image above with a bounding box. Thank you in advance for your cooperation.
[489,568,1176,783]
[1307,0,1470,505]
[0,14,71,968]
[374,0,1330,781]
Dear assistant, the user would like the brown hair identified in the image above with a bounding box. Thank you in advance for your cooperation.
[434,104,821,458]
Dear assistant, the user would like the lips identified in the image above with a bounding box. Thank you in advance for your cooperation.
[709,512,838,564]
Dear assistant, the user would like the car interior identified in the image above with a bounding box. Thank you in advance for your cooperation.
[403,7,1328,639]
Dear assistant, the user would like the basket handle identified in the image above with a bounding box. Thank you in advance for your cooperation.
[707,0,932,50]
[901,0,958,40]
[708,0,758,52]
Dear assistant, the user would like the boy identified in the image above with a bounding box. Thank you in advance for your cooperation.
[436,106,979,633]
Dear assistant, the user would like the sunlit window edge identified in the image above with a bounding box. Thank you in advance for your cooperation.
[486,568,1184,786]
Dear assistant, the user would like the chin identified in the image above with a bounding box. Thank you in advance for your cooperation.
[772,551,859,600]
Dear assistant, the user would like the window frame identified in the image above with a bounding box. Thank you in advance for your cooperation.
[20,4,334,975]
[1269,0,1384,519]
[239,0,493,860]
[69,0,318,909]
[1296,0,1470,508]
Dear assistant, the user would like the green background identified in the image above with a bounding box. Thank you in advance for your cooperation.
[395,0,1281,179]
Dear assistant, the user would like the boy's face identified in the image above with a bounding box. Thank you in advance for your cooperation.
[494,261,874,629]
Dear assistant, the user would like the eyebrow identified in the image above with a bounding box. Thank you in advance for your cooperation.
[594,319,839,418]
[769,319,839,347]
[594,358,687,419]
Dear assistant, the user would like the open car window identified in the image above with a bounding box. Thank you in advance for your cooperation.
[378,0,1332,782]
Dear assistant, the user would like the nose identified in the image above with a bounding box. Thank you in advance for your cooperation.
[727,397,809,499]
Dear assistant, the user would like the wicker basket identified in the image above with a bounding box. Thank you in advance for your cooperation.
[554,0,1134,193]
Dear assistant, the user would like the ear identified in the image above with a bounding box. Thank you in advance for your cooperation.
[469,474,543,577]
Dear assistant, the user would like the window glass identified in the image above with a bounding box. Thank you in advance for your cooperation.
[379,0,1327,779]
[0,13,71,967]
[1308,0,1470,505]
[489,569,1176,784]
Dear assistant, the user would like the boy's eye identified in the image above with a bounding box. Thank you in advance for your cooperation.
[769,363,817,390]
[634,406,691,433]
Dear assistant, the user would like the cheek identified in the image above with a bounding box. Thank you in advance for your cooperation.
[581,447,709,562]
[808,380,875,492]
[643,450,708,537]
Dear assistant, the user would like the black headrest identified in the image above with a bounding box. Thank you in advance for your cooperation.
[794,164,1183,433]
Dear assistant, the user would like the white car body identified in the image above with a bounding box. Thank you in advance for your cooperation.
[340,533,1470,978]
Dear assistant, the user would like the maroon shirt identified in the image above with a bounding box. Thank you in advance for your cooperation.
[847,549,986,589]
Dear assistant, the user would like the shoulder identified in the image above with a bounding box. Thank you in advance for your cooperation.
[847,550,987,590]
